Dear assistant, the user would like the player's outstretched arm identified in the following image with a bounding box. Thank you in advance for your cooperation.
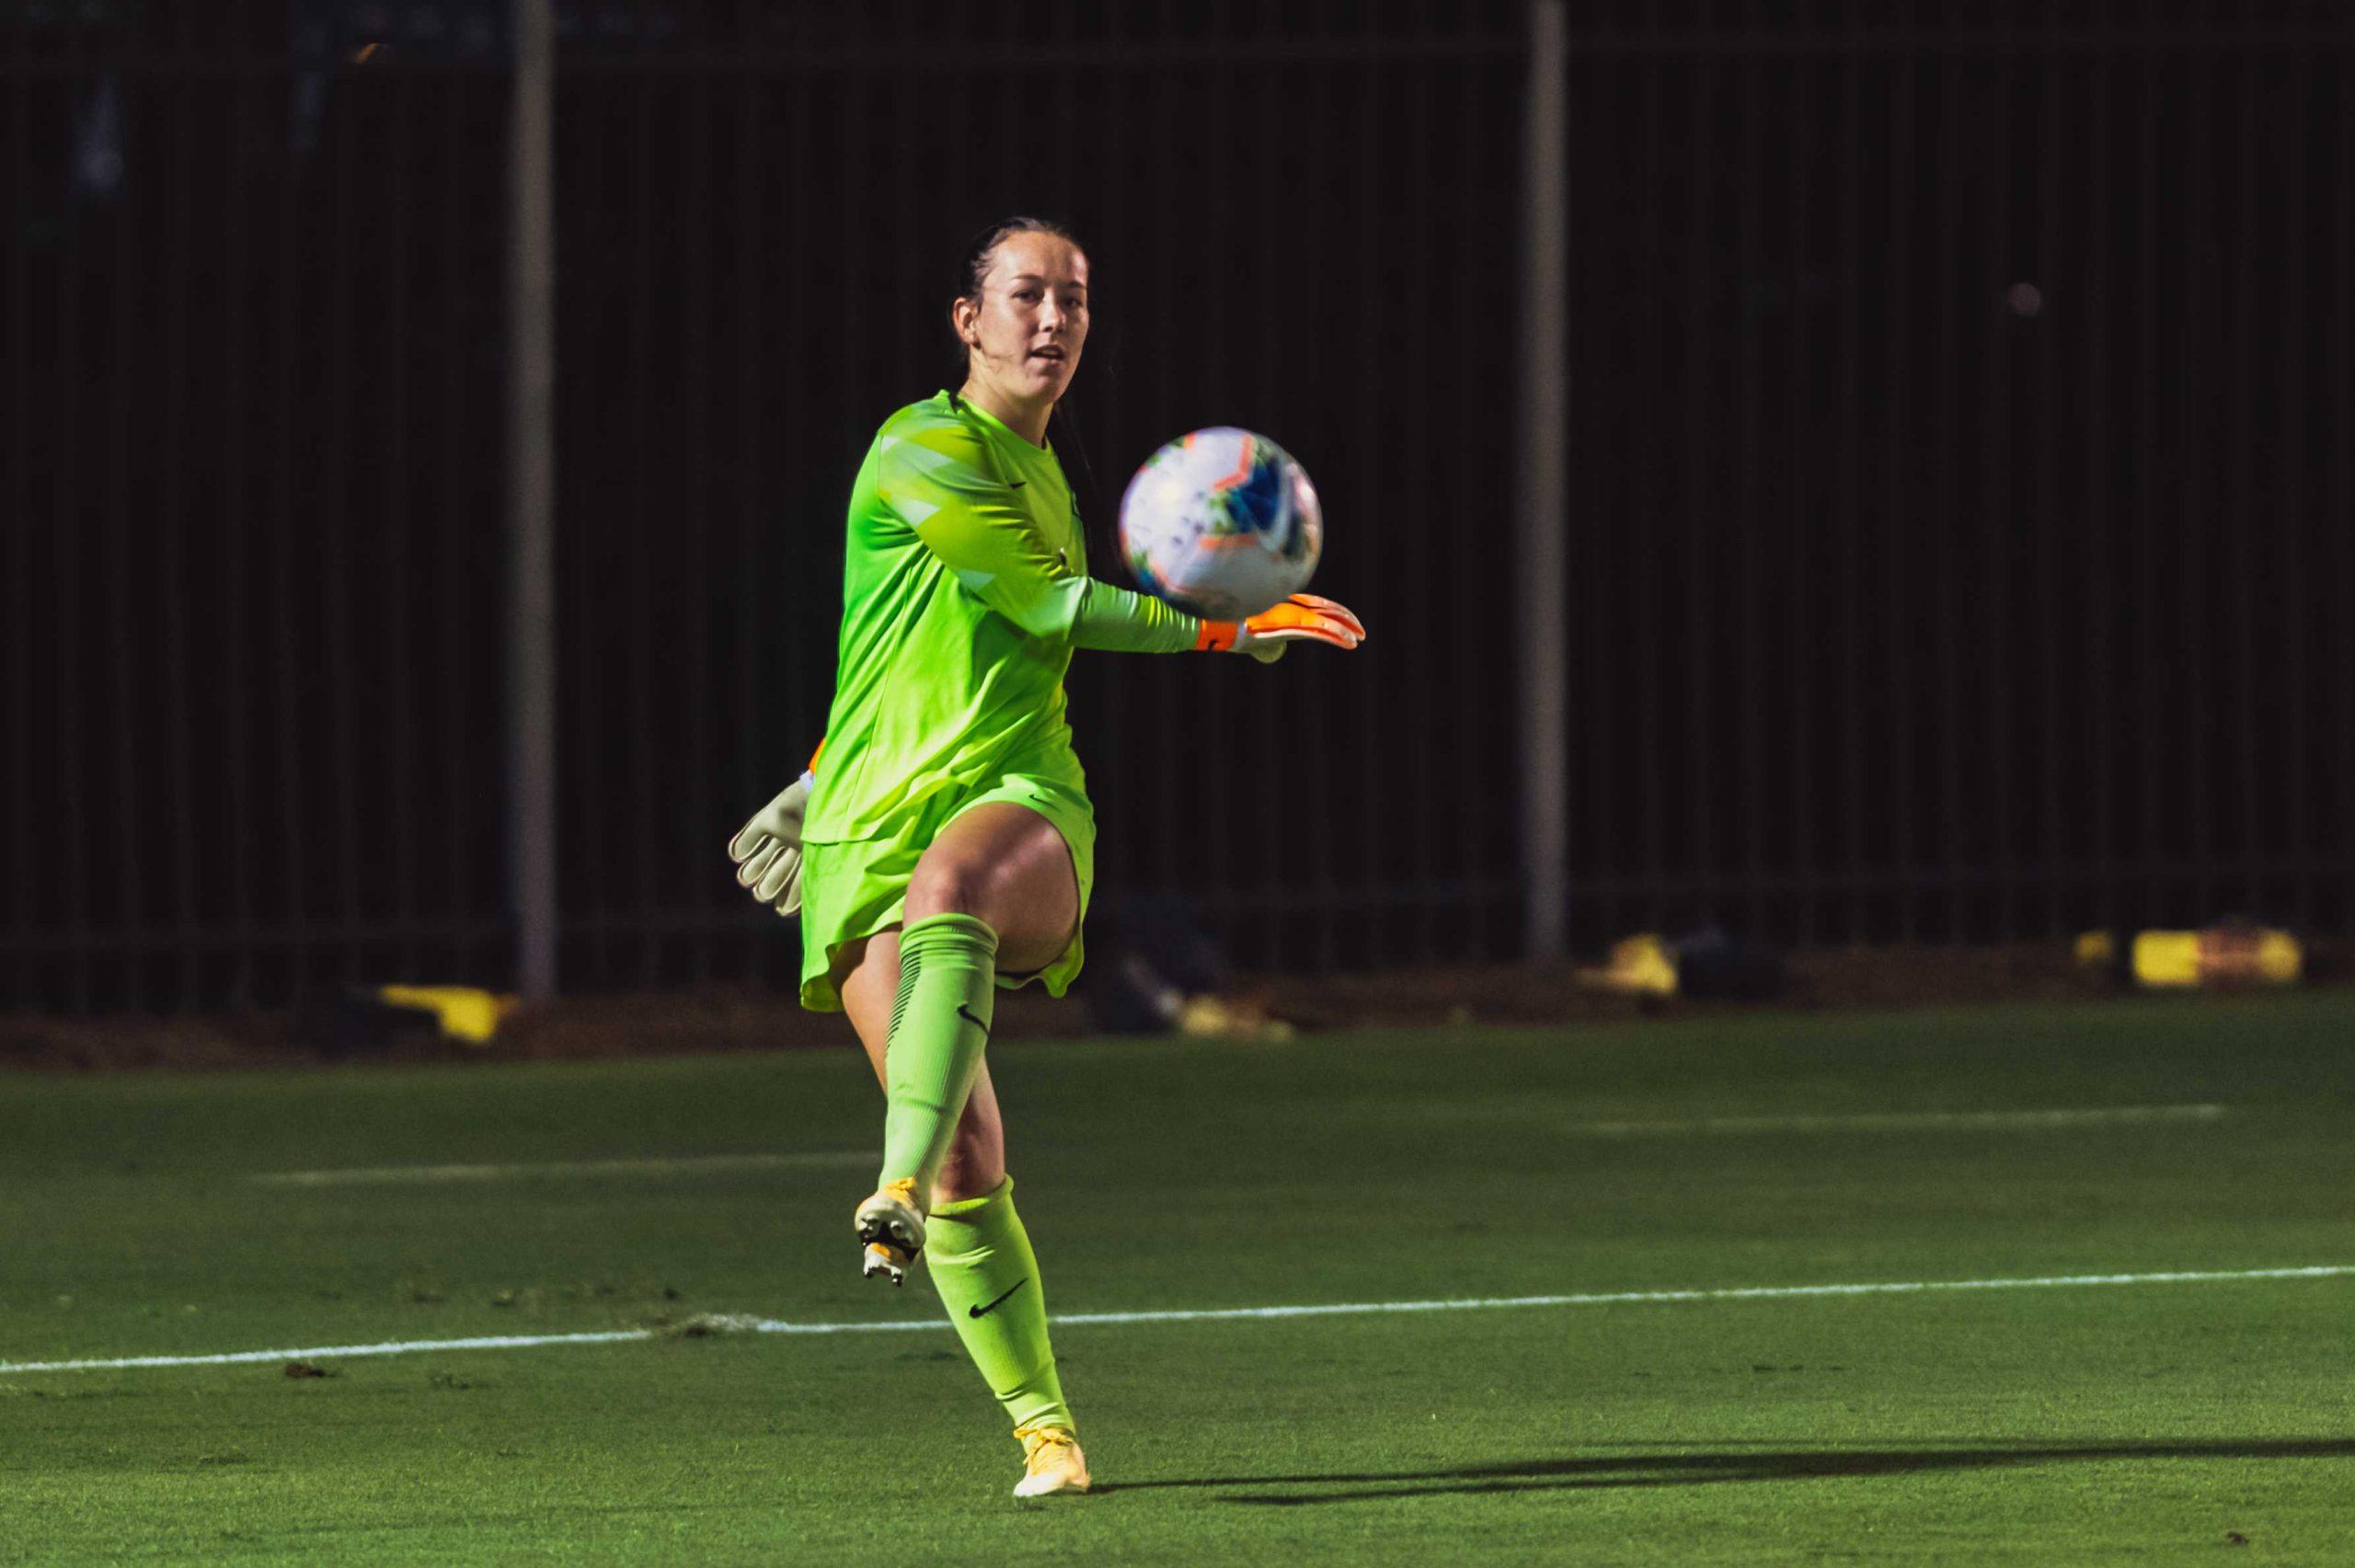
[885,422,1195,652]
[884,421,1361,658]
[1194,593,1366,664]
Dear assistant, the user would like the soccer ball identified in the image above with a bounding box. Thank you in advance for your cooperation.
[1118,427,1323,621]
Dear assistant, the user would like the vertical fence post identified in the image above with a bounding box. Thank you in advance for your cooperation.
[508,0,558,998]
[1518,0,1570,959]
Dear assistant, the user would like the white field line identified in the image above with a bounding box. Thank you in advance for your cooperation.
[2,1265,2345,1377]
[1568,1104,2229,1138]
[251,1152,873,1187]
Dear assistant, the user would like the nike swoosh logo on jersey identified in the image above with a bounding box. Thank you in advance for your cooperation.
[970,1278,1028,1319]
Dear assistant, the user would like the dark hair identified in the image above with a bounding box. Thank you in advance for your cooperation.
[954,214,1078,304]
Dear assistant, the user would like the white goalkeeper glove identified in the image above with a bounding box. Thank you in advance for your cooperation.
[1192,592,1367,664]
[729,772,813,917]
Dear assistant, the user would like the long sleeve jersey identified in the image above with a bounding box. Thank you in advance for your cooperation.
[801,392,1200,843]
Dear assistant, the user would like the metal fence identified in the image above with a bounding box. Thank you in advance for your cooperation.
[5,3,2350,1013]
[6,3,518,1013]
[1555,5,2355,950]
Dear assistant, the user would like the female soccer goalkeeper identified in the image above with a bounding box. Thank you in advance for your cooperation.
[727,217,1363,1498]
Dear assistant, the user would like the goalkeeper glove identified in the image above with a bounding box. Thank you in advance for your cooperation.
[1194,593,1366,664]
[729,771,813,917]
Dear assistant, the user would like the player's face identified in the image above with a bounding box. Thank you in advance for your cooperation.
[960,232,1089,405]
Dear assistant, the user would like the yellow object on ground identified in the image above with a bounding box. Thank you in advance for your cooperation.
[1176,994,1296,1042]
[1575,933,1681,998]
[374,986,517,1046]
[2131,929,2302,989]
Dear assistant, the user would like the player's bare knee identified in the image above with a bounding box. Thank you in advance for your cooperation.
[903,858,995,924]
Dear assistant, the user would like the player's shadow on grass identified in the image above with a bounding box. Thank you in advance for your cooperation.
[1109,1437,2355,1506]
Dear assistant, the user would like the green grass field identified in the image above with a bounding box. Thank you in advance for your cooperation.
[1,993,2349,1563]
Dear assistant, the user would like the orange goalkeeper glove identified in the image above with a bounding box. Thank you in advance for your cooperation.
[1194,593,1366,664]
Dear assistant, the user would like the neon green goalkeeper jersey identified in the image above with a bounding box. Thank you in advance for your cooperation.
[802,393,1200,844]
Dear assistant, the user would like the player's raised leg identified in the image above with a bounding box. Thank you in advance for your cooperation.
[842,927,1005,1281]
[843,803,1076,1276]
[845,899,1004,1284]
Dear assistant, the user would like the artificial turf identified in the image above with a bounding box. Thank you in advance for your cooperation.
[0,992,2349,1562]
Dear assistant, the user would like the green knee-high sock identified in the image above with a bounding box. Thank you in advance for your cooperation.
[926,1176,1074,1436]
[879,912,999,1199]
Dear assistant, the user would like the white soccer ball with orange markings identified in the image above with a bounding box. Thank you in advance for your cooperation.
[1118,427,1323,621]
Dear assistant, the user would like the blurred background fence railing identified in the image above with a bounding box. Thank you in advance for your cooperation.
[1557,6,2355,953]
[6,2,2350,1014]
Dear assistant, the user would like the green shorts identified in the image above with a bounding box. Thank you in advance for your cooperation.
[797,772,1097,1013]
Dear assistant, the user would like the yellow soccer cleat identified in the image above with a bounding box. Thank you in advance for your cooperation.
[854,1177,925,1286]
[1012,1425,1092,1499]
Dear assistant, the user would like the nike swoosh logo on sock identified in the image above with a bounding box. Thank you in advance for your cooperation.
[1008,479,1027,488]
[970,1278,1028,1319]
[956,1003,991,1038]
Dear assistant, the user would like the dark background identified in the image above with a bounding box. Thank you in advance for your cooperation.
[4,2,2350,1013]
